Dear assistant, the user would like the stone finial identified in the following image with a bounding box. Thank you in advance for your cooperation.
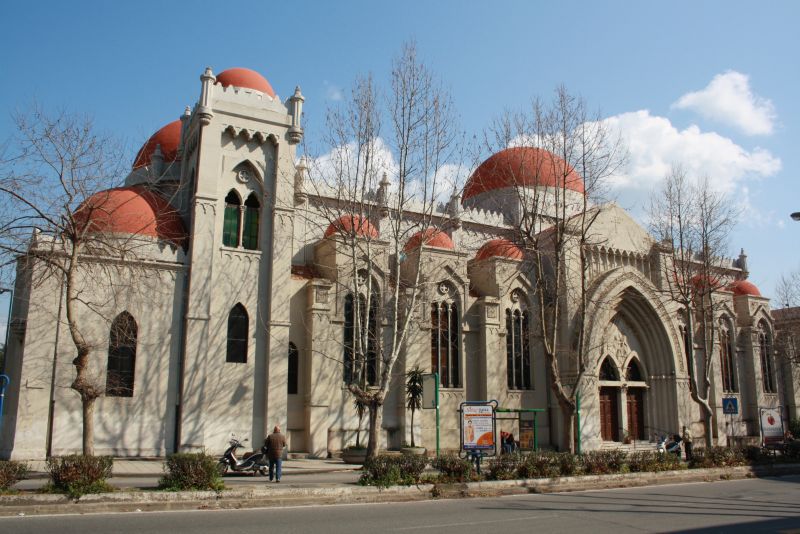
[377,172,391,217]
[287,86,305,144]
[294,156,308,205]
[198,67,215,125]
[150,143,164,178]
[738,248,749,278]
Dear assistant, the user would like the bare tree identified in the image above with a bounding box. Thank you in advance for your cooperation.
[774,267,800,367]
[648,167,739,447]
[302,43,459,460]
[480,87,625,453]
[0,107,177,455]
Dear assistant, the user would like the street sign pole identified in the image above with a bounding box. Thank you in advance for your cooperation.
[435,372,440,458]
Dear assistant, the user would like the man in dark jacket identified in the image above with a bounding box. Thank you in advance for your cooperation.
[264,425,287,482]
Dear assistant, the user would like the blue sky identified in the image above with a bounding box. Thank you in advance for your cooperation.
[0,0,798,336]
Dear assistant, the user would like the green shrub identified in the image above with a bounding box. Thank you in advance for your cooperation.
[158,452,224,491]
[743,445,765,464]
[689,447,747,469]
[557,452,581,476]
[517,451,561,479]
[784,440,800,461]
[486,453,523,480]
[0,460,29,492]
[580,450,626,475]
[789,419,800,440]
[359,454,427,487]
[45,455,113,498]
[431,454,474,482]
[626,451,683,473]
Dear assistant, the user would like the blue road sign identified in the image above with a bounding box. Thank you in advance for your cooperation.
[722,397,738,415]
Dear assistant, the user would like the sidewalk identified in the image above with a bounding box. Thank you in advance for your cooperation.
[25,457,362,478]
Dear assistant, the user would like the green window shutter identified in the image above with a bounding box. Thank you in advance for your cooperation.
[223,204,239,247]
[242,206,259,250]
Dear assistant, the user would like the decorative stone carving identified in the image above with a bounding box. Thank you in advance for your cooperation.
[236,168,252,184]
[315,287,329,304]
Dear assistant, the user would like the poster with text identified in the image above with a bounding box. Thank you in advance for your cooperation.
[760,407,784,440]
[462,404,494,450]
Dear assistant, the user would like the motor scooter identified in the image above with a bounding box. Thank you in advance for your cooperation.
[217,436,268,476]
[656,434,683,456]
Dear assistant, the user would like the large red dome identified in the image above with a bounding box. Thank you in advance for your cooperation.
[475,238,523,261]
[216,68,275,97]
[74,185,186,246]
[132,120,182,170]
[728,280,761,297]
[324,215,379,239]
[404,229,454,252]
[463,147,585,202]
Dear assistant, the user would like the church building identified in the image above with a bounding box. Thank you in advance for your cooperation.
[1,67,796,459]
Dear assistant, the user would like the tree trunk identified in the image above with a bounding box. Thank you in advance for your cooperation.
[562,403,576,454]
[365,400,382,460]
[410,409,415,448]
[82,396,95,456]
[703,408,714,448]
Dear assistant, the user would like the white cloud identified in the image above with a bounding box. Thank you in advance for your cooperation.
[323,80,343,102]
[672,71,776,136]
[603,110,781,194]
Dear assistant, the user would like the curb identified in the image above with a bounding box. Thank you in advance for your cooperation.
[2,463,798,517]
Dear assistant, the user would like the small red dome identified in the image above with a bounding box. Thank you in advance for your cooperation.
[689,274,724,292]
[463,147,584,202]
[216,68,275,97]
[404,229,454,252]
[324,215,378,239]
[132,120,182,170]
[74,185,186,246]
[475,239,523,261]
[728,280,761,297]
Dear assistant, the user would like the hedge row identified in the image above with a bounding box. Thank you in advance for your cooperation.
[360,445,797,487]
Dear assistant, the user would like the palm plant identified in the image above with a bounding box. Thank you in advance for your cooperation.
[405,365,425,448]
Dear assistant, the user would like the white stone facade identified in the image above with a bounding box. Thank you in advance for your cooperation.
[1,67,797,460]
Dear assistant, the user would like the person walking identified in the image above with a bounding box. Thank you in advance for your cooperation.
[264,425,287,483]
[682,425,693,462]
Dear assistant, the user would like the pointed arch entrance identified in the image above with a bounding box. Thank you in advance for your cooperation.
[589,285,680,445]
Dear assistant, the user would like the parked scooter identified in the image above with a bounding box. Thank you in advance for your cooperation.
[217,436,268,476]
[656,433,683,456]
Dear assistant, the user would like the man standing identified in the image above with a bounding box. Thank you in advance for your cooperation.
[264,425,287,483]
[682,425,693,462]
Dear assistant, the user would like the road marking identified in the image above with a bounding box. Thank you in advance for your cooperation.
[391,514,557,531]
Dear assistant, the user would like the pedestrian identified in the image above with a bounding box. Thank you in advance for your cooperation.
[264,425,287,483]
[682,425,693,462]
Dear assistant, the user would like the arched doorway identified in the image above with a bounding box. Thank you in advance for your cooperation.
[599,358,621,442]
[589,286,679,445]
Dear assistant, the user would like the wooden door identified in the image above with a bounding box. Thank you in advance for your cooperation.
[626,388,645,440]
[600,387,620,441]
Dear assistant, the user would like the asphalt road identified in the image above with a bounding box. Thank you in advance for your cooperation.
[3,476,799,533]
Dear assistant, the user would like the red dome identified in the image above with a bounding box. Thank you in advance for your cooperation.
[324,215,378,239]
[728,280,761,297]
[216,68,275,97]
[74,186,186,246]
[404,229,454,252]
[475,238,523,261]
[132,120,182,170]
[463,147,584,202]
[689,274,724,292]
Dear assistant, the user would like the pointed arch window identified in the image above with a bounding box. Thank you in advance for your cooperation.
[625,359,643,382]
[759,324,776,393]
[719,322,737,392]
[223,190,242,247]
[431,298,460,389]
[227,303,249,363]
[599,357,619,381]
[242,193,260,250]
[288,342,299,395]
[344,288,379,386]
[505,308,531,389]
[106,312,137,397]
